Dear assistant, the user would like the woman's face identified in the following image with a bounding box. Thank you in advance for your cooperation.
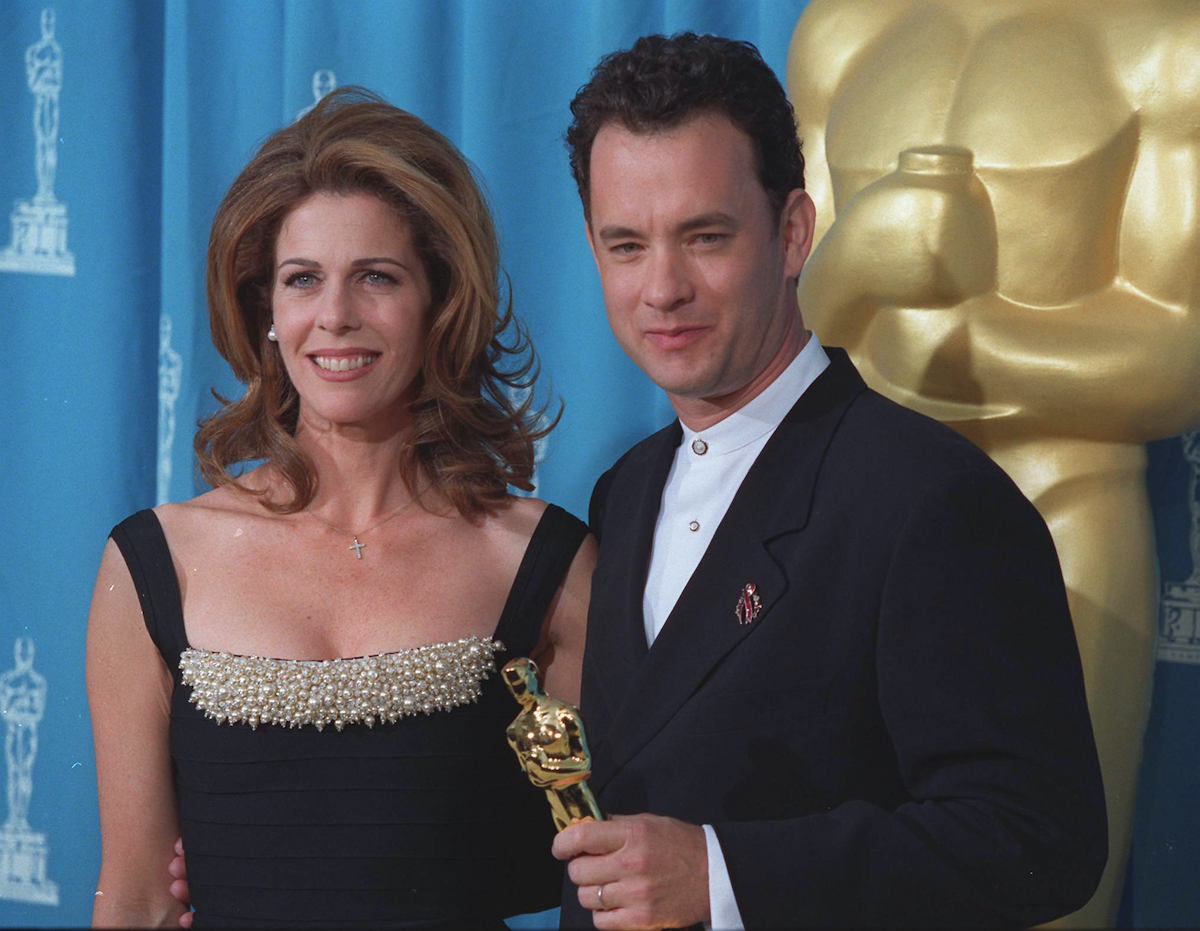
[271,192,434,432]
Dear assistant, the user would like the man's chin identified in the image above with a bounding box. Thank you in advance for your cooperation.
[627,348,763,412]
[642,370,718,400]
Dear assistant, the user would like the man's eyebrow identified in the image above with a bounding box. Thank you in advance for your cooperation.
[676,212,739,234]
[596,213,739,244]
[596,225,640,244]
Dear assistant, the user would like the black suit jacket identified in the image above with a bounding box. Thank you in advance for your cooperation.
[562,349,1106,929]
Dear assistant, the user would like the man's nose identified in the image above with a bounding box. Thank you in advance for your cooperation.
[641,248,694,312]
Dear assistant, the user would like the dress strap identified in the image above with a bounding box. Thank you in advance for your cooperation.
[110,509,188,679]
[494,504,589,658]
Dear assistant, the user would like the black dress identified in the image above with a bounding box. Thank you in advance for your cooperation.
[110,504,588,928]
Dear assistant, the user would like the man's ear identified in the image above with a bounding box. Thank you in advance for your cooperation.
[781,189,817,280]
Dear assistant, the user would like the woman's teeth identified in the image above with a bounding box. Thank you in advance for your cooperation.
[313,354,378,372]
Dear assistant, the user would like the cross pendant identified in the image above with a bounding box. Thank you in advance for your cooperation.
[349,538,365,559]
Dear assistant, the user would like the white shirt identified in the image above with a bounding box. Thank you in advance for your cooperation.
[642,333,831,929]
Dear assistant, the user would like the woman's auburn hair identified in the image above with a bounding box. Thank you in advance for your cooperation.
[195,87,554,518]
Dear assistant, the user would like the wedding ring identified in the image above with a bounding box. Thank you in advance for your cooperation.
[597,884,607,910]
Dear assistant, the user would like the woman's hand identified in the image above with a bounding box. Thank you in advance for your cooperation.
[169,837,192,928]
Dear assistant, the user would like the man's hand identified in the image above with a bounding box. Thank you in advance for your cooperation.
[552,813,709,930]
[168,837,192,928]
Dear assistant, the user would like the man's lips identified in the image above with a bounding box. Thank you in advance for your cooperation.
[644,326,710,350]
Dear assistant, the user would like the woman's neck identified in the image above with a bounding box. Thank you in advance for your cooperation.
[292,407,425,529]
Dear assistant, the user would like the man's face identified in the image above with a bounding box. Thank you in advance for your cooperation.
[586,114,813,404]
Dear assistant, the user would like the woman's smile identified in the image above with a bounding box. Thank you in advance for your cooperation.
[309,351,382,378]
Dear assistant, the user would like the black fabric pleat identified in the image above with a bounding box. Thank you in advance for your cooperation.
[109,504,588,928]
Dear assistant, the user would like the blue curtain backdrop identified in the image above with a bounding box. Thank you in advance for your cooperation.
[0,1,1195,927]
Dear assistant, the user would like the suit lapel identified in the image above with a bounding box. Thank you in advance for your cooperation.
[585,421,681,723]
[592,349,867,794]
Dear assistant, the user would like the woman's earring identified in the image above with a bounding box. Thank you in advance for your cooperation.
[267,323,278,342]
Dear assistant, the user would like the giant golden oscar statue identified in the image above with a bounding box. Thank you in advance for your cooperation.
[790,2,1200,924]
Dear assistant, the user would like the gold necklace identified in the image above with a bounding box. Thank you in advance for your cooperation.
[306,496,419,559]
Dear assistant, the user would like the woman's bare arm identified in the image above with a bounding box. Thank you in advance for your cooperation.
[86,538,189,928]
[532,534,596,708]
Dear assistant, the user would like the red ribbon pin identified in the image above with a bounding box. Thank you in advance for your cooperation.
[735,582,761,625]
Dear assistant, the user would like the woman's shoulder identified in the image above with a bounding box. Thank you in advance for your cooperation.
[490,496,593,566]
[479,495,590,561]
[152,469,280,549]
[491,495,552,537]
[486,495,589,543]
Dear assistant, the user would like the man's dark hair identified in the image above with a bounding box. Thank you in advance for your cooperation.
[566,32,805,221]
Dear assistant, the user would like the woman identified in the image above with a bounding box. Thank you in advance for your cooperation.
[86,88,593,928]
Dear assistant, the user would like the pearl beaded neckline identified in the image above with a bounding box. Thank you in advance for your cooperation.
[179,636,505,732]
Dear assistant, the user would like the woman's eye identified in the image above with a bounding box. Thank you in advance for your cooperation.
[283,272,317,288]
[361,270,397,286]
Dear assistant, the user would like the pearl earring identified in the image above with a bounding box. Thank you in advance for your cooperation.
[267,323,278,342]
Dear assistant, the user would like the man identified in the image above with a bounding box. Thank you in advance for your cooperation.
[552,33,1106,930]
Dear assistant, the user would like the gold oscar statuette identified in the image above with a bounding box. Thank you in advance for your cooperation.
[789,3,1200,923]
[502,657,603,832]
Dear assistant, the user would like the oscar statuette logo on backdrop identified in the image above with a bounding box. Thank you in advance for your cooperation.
[0,638,58,907]
[158,315,184,506]
[0,8,75,277]
[297,69,338,122]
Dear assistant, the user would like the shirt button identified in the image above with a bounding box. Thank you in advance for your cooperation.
[688,520,700,532]
[691,439,708,455]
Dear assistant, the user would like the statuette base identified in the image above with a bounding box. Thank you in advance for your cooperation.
[0,829,59,906]
[0,200,74,277]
